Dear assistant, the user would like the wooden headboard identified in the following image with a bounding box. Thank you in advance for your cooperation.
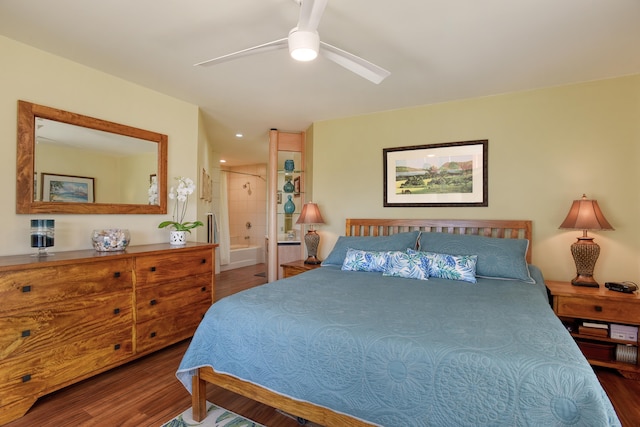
[345,219,533,263]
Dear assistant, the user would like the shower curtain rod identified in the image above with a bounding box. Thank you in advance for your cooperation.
[221,170,266,180]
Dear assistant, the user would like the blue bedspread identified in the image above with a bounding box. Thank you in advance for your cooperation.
[176,266,621,426]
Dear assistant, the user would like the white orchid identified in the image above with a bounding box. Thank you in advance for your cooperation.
[158,176,203,232]
[148,177,158,205]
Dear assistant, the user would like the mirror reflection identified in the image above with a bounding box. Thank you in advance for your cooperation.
[35,118,158,205]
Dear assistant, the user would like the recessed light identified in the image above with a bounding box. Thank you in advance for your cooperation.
[235,133,243,138]
[219,159,226,163]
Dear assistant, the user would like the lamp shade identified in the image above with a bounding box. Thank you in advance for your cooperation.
[559,194,614,231]
[296,202,325,225]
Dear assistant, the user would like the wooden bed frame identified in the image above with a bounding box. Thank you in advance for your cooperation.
[191,218,533,426]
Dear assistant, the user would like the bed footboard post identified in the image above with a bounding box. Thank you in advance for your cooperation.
[192,369,207,422]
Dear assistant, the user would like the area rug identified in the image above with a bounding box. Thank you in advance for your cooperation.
[161,401,264,427]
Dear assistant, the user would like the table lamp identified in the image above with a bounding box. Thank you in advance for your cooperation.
[558,194,614,287]
[296,202,325,265]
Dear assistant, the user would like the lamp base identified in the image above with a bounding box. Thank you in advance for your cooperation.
[303,230,321,265]
[571,275,600,287]
[569,236,601,288]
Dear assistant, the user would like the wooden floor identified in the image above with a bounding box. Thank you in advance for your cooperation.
[4,263,640,427]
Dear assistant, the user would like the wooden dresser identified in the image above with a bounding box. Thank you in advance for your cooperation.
[0,242,215,425]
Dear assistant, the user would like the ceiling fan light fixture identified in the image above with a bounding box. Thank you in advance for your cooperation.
[288,28,319,61]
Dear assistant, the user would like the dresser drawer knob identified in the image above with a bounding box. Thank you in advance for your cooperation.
[150,299,157,306]
[150,266,156,272]
[201,286,206,292]
[594,305,603,312]
[22,374,31,383]
[201,259,207,264]
[22,285,31,293]
[113,271,121,278]
[113,308,120,315]
[150,331,157,338]
[21,330,31,338]
[114,343,121,350]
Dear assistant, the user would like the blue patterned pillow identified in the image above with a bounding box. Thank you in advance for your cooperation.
[382,251,430,280]
[409,249,477,283]
[341,248,393,272]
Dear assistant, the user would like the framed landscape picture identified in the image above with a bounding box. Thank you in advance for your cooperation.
[383,140,488,207]
[42,173,95,203]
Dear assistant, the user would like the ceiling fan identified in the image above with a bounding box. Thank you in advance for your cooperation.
[194,0,390,84]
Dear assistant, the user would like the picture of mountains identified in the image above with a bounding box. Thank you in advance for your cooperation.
[395,159,473,195]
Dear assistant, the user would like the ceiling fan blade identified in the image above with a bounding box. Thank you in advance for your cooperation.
[297,0,328,32]
[320,42,391,84]
[194,38,288,67]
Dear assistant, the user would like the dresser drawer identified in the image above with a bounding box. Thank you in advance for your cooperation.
[135,248,213,287]
[0,259,132,313]
[136,275,211,322]
[555,295,640,324]
[0,293,132,360]
[136,302,210,354]
[0,328,133,408]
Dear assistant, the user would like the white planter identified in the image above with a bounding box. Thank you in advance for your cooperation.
[169,230,187,246]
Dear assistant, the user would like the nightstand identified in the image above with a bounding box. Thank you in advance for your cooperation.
[546,280,640,379]
[280,260,321,278]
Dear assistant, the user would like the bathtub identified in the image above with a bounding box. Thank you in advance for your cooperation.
[220,245,265,271]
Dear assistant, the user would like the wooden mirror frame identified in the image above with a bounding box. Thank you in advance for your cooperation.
[16,100,167,214]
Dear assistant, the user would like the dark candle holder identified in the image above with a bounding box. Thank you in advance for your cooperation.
[31,219,55,257]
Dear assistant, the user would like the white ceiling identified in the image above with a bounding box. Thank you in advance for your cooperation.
[1,0,639,166]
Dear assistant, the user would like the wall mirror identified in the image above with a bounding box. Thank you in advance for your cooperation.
[17,100,167,214]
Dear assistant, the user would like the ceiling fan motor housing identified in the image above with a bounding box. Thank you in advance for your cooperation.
[288,28,319,61]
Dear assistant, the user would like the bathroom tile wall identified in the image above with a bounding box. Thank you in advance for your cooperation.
[226,164,267,248]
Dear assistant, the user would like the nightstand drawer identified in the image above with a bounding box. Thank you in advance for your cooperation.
[281,260,321,278]
[283,265,310,278]
[556,295,640,324]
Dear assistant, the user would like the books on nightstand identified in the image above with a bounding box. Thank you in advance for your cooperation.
[578,322,638,341]
[582,321,608,329]
[579,322,609,337]
[579,326,609,337]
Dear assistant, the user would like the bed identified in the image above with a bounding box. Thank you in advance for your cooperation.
[176,219,620,426]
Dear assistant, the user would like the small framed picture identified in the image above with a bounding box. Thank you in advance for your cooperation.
[294,176,301,197]
[41,173,95,203]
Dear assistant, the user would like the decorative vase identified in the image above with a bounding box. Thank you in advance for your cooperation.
[284,159,295,172]
[30,219,55,257]
[283,178,295,193]
[170,230,187,246]
[284,195,295,214]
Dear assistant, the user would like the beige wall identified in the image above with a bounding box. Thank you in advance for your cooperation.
[312,75,640,283]
[119,152,158,205]
[0,35,203,255]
